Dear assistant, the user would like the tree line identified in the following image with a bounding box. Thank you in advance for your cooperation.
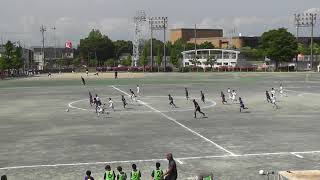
[0,41,24,75]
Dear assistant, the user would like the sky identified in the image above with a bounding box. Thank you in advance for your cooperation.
[0,0,319,47]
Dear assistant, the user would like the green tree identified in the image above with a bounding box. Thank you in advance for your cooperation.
[89,58,98,67]
[57,59,64,70]
[114,40,133,58]
[122,54,132,66]
[11,46,24,74]
[105,58,115,67]
[156,47,163,72]
[139,46,148,72]
[79,29,115,65]
[3,41,15,71]
[205,55,216,72]
[259,28,298,70]
[72,58,81,67]
[169,48,179,68]
[199,41,215,49]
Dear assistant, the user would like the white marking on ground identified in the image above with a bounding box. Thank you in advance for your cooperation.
[176,159,184,164]
[290,153,304,159]
[1,150,320,170]
[111,85,236,156]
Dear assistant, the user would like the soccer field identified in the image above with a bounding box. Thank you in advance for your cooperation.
[0,72,320,180]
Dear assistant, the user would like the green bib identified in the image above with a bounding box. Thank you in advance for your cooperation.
[203,175,212,180]
[131,170,140,180]
[154,169,163,180]
[105,170,114,180]
[118,172,127,180]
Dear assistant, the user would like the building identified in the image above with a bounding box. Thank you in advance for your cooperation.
[32,46,74,70]
[181,49,241,68]
[170,28,223,43]
[189,36,260,49]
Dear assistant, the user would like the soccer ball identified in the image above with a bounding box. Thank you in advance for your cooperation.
[259,170,264,175]
[66,109,69,112]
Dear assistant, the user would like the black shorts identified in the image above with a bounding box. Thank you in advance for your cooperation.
[195,107,201,112]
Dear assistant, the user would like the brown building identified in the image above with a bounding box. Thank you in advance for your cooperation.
[170,28,223,43]
[188,36,260,49]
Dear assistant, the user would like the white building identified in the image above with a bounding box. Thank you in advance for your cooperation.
[181,49,240,68]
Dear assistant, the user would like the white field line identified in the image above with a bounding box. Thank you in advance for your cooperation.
[176,159,184,165]
[111,85,236,156]
[1,151,320,170]
[286,89,320,96]
[290,153,304,159]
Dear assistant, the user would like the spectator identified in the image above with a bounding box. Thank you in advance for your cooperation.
[1,175,7,180]
[117,166,127,180]
[163,153,178,180]
[130,164,141,180]
[104,165,116,180]
[85,170,95,180]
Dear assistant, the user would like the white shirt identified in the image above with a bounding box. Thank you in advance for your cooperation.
[271,90,275,95]
[109,100,114,108]
[137,86,140,93]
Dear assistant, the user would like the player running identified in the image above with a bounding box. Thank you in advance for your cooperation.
[279,84,287,97]
[81,76,86,86]
[193,99,206,118]
[185,88,189,100]
[227,88,232,100]
[121,95,127,108]
[136,85,140,97]
[129,89,137,102]
[108,98,115,111]
[270,88,276,97]
[271,94,279,109]
[200,90,205,103]
[265,91,271,103]
[239,97,248,112]
[89,91,93,106]
[231,90,237,103]
[221,91,227,104]
[168,94,177,108]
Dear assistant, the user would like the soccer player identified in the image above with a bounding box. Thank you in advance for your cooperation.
[200,90,205,103]
[130,164,141,180]
[185,88,189,100]
[89,91,93,106]
[121,95,127,108]
[168,94,177,108]
[271,94,279,109]
[117,166,127,180]
[265,91,271,103]
[151,162,164,180]
[227,88,232,100]
[231,90,237,103]
[108,98,115,111]
[270,88,276,97]
[85,170,95,180]
[279,83,287,97]
[115,71,118,79]
[95,94,101,105]
[129,89,137,102]
[193,99,205,118]
[86,68,89,76]
[81,76,86,86]
[97,103,106,116]
[136,85,140,97]
[48,72,52,78]
[239,97,248,112]
[104,165,116,180]
[94,71,99,76]
[221,91,227,104]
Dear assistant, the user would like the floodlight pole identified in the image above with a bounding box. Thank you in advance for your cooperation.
[40,25,46,70]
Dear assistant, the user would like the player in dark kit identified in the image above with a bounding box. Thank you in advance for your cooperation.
[265,91,271,103]
[239,97,248,112]
[193,99,205,118]
[129,89,137,101]
[81,76,86,86]
[185,88,189,100]
[200,91,205,103]
[89,91,93,106]
[221,91,227,104]
[121,95,127,108]
[168,94,177,108]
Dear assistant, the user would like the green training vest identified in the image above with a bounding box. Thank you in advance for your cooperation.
[131,170,140,180]
[153,169,163,180]
[118,172,127,180]
[203,175,212,180]
[105,170,115,180]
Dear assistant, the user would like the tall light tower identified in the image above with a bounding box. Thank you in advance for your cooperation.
[294,13,317,69]
[52,26,57,59]
[40,25,46,70]
[149,17,168,71]
[133,10,147,66]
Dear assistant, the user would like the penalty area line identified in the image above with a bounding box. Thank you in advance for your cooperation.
[111,85,236,156]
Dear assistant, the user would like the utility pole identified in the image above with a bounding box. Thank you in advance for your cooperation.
[52,26,57,59]
[149,19,154,71]
[294,13,317,70]
[40,25,46,70]
[194,24,197,59]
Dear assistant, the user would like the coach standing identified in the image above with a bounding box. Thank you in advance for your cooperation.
[163,153,178,180]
